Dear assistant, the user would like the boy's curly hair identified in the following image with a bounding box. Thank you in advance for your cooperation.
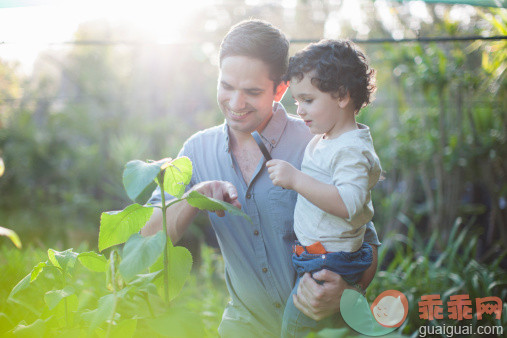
[285,39,376,112]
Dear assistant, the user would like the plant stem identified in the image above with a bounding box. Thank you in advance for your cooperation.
[106,250,118,338]
[159,176,170,305]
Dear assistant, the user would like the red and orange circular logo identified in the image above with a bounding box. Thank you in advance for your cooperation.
[370,290,409,328]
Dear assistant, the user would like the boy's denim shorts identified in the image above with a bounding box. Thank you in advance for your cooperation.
[292,241,372,285]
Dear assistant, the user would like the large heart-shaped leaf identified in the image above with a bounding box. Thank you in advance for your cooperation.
[159,157,192,199]
[99,204,154,252]
[186,190,252,223]
[119,232,166,282]
[78,251,108,272]
[150,244,192,301]
[123,160,165,204]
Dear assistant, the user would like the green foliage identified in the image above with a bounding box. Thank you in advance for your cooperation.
[160,157,193,199]
[98,204,154,252]
[1,156,249,336]
[119,232,165,282]
[368,217,507,336]
[186,190,253,223]
[122,160,162,204]
[78,251,108,272]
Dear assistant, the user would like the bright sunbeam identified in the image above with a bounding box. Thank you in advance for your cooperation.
[0,0,213,72]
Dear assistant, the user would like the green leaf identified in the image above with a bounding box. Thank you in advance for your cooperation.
[129,271,161,288]
[161,157,192,199]
[8,273,31,299]
[47,249,78,272]
[123,160,163,204]
[98,204,154,252]
[10,318,46,338]
[145,309,204,337]
[119,232,165,282]
[0,226,22,248]
[186,190,252,223]
[81,294,116,333]
[150,244,192,301]
[30,261,48,282]
[44,286,75,310]
[78,251,108,272]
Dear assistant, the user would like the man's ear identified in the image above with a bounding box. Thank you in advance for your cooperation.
[274,81,289,102]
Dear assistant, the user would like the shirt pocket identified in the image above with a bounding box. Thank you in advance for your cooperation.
[268,187,298,236]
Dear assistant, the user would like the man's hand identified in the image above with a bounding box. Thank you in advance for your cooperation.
[190,180,241,217]
[266,159,299,189]
[293,270,351,321]
[294,245,378,321]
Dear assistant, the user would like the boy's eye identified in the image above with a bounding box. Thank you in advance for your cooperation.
[247,90,262,96]
[303,99,313,104]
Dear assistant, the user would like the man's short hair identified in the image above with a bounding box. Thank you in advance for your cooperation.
[285,39,376,112]
[219,19,289,90]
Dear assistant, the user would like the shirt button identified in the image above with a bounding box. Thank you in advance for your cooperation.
[262,267,268,273]
[275,302,281,309]
[254,230,259,236]
[271,139,276,144]
[246,194,251,199]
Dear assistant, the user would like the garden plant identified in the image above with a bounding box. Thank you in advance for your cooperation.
[3,157,249,337]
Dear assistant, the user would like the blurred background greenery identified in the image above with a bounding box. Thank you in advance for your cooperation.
[0,0,506,336]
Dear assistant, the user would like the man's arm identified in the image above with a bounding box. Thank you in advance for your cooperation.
[293,245,378,321]
[140,181,240,244]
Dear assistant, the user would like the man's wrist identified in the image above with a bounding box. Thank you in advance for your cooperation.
[350,283,366,296]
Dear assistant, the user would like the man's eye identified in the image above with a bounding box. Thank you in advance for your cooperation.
[304,99,313,104]
[248,91,262,96]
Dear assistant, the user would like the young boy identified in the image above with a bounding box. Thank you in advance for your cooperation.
[266,39,381,337]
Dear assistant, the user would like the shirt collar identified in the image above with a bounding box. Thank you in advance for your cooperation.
[222,102,289,153]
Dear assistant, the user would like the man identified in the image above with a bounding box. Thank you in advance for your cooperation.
[141,19,381,337]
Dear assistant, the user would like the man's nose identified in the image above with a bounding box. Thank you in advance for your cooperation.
[229,92,246,111]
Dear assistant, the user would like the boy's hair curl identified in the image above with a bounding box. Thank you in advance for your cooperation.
[285,39,376,112]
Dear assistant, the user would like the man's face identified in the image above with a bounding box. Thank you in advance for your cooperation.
[217,56,278,135]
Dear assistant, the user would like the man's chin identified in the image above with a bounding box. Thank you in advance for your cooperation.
[226,119,258,134]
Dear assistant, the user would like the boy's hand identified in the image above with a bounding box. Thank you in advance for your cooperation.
[266,159,299,189]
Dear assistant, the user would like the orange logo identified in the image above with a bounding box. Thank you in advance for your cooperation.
[370,290,409,328]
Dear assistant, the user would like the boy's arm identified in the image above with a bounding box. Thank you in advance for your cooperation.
[266,159,349,218]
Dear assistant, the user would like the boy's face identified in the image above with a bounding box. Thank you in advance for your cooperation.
[217,56,286,136]
[290,73,349,139]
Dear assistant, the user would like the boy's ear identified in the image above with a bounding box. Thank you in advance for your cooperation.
[338,90,351,109]
[274,81,289,102]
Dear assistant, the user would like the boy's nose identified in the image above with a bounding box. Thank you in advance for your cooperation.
[297,106,306,117]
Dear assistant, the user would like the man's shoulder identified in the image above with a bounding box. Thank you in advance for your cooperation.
[185,123,226,145]
[284,113,312,138]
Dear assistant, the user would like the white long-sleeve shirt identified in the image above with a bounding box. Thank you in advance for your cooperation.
[294,123,382,252]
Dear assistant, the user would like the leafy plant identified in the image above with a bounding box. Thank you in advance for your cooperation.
[4,156,250,336]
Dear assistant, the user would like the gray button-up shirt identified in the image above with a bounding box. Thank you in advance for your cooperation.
[149,103,381,337]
